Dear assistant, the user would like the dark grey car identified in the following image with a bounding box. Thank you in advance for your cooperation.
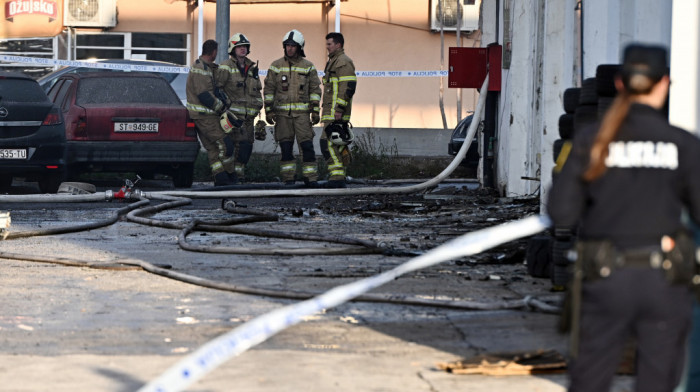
[447,114,479,168]
[0,72,66,192]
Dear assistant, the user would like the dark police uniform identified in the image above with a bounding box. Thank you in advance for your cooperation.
[548,103,700,392]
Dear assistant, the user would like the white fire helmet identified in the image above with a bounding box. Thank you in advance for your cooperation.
[325,122,355,146]
[220,111,242,133]
[228,33,251,55]
[282,29,305,57]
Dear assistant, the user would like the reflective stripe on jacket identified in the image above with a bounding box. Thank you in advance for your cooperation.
[263,55,321,116]
[219,57,263,119]
[321,48,356,122]
[185,57,224,119]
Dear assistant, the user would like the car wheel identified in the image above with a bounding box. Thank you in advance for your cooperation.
[38,173,64,193]
[0,175,12,189]
[526,235,552,278]
[172,163,194,188]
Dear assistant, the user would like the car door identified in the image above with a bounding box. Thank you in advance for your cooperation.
[49,77,83,140]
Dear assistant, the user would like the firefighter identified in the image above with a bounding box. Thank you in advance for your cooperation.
[185,39,236,186]
[320,32,357,188]
[264,29,322,186]
[547,43,700,392]
[218,33,265,182]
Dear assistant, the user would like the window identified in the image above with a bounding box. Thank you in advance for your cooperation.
[0,37,57,78]
[75,32,190,66]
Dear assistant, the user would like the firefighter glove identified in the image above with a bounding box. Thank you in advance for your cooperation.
[311,112,320,125]
[254,120,267,141]
[266,113,276,125]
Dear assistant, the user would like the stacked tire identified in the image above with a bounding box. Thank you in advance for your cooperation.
[596,64,621,119]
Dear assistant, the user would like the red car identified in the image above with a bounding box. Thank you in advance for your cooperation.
[47,72,199,187]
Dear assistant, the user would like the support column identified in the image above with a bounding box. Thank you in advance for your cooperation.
[669,0,700,133]
[215,0,230,63]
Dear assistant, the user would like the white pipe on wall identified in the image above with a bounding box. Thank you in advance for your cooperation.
[198,0,204,56]
[335,0,340,32]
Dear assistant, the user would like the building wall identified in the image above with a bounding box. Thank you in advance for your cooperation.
[101,0,482,129]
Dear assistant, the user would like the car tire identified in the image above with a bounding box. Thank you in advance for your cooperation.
[595,64,620,97]
[0,175,12,189]
[38,173,65,193]
[574,105,598,132]
[526,235,552,278]
[558,113,574,139]
[553,139,566,163]
[598,96,615,119]
[172,164,194,188]
[579,78,598,105]
[563,88,581,114]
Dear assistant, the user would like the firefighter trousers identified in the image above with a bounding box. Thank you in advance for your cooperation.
[194,116,235,176]
[319,124,349,181]
[227,118,255,179]
[273,114,318,182]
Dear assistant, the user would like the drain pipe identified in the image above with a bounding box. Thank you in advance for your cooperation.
[147,75,489,200]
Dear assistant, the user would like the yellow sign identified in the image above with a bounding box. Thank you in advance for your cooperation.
[0,0,62,38]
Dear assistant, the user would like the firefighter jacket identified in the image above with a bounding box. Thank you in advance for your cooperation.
[547,103,700,251]
[218,57,263,120]
[321,48,357,122]
[264,55,321,117]
[186,56,226,120]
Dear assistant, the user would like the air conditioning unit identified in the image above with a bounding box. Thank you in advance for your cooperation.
[430,0,479,32]
[64,0,117,28]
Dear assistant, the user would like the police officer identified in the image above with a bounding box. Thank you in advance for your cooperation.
[320,32,357,188]
[548,43,700,392]
[219,33,264,182]
[185,39,236,186]
[264,29,322,186]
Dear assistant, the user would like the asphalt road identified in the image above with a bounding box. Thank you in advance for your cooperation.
[0,179,633,391]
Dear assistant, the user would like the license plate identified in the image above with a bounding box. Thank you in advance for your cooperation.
[114,122,159,133]
[0,149,27,159]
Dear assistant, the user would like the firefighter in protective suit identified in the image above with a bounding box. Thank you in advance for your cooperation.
[264,29,322,186]
[185,39,236,186]
[320,32,357,188]
[218,33,265,182]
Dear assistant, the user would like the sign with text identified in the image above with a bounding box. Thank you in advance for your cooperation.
[0,0,62,38]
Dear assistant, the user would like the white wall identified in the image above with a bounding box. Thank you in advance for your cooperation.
[670,0,700,134]
[493,0,678,207]
[583,0,672,78]
[496,0,541,197]
[539,0,579,208]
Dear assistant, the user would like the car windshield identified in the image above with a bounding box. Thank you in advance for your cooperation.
[0,79,49,103]
[76,77,181,105]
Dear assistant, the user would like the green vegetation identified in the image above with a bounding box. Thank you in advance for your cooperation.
[194,130,473,182]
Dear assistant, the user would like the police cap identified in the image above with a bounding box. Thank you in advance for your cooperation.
[621,43,668,80]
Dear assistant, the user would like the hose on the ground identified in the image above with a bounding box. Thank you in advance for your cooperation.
[4,197,150,240]
[0,250,561,314]
[140,76,489,201]
[126,196,383,255]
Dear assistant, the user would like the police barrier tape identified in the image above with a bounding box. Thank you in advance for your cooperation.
[0,54,449,78]
[137,215,550,392]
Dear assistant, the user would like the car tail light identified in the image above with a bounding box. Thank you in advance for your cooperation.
[74,116,88,140]
[42,107,62,125]
[186,120,197,138]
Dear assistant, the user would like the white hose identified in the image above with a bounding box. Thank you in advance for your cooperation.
[144,75,490,200]
[0,191,113,203]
